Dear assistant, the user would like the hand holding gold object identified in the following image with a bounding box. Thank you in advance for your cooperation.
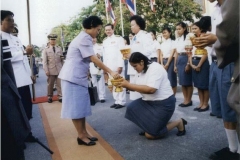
[120,48,131,60]
[111,77,124,92]
[190,34,207,56]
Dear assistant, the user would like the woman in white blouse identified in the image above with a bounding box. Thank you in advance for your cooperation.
[119,52,187,139]
[174,22,193,107]
[160,27,177,95]
[127,15,154,100]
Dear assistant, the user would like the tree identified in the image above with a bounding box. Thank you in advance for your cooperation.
[51,0,202,46]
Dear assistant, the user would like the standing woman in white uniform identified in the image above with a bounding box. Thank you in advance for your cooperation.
[160,27,177,95]
[190,22,210,112]
[174,22,193,107]
[149,30,161,63]
[89,38,106,103]
[128,15,154,100]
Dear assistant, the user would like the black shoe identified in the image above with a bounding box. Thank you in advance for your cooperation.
[210,112,216,116]
[180,101,192,107]
[193,107,200,111]
[139,131,145,136]
[217,115,222,118]
[198,106,209,112]
[100,100,105,103]
[87,137,98,141]
[178,103,184,107]
[210,112,222,118]
[176,118,187,136]
[115,104,124,109]
[209,147,239,160]
[58,99,62,103]
[48,97,52,103]
[77,138,96,146]
[110,104,117,108]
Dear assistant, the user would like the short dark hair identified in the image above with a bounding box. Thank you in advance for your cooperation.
[176,22,189,40]
[1,10,14,21]
[199,16,211,32]
[105,23,114,29]
[82,16,103,29]
[130,15,146,30]
[129,52,152,73]
[162,27,174,40]
[123,36,130,45]
[149,30,156,39]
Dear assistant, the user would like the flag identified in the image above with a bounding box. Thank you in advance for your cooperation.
[105,0,111,12]
[125,0,136,15]
[150,0,156,12]
[105,0,116,25]
[109,7,116,25]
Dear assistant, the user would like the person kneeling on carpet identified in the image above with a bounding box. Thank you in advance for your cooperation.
[118,52,187,139]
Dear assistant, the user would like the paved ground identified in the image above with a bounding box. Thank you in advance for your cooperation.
[25,66,228,160]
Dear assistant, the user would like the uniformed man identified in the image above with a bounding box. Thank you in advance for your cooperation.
[102,24,126,109]
[42,34,63,103]
[89,38,106,103]
[1,10,34,120]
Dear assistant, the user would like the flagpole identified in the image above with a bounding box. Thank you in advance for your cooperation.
[60,28,65,52]
[119,0,124,36]
[105,0,109,23]
[26,0,36,101]
[134,0,137,14]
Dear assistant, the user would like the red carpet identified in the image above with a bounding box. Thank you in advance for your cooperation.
[32,95,59,104]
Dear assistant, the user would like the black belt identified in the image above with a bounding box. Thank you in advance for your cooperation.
[192,57,201,60]
[178,52,187,55]
[212,56,217,63]
[151,57,157,59]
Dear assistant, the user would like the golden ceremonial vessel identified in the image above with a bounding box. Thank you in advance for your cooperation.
[120,48,131,60]
[190,36,207,56]
[110,77,124,92]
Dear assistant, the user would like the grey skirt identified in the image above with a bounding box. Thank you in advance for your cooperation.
[125,95,176,137]
[61,80,92,119]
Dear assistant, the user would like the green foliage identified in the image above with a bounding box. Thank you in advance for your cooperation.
[51,0,202,46]
[33,45,41,57]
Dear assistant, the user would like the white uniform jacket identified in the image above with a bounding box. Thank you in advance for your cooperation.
[90,43,104,74]
[1,31,32,88]
[102,34,125,72]
[128,30,154,75]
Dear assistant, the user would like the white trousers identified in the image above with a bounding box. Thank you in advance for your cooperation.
[91,74,106,100]
[108,71,126,105]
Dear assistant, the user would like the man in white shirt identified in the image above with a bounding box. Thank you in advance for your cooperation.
[89,38,106,103]
[1,10,34,120]
[102,24,126,109]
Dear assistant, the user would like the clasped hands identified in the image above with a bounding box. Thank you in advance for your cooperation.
[193,33,217,48]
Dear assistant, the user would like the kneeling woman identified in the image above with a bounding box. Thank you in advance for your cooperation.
[119,52,187,139]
